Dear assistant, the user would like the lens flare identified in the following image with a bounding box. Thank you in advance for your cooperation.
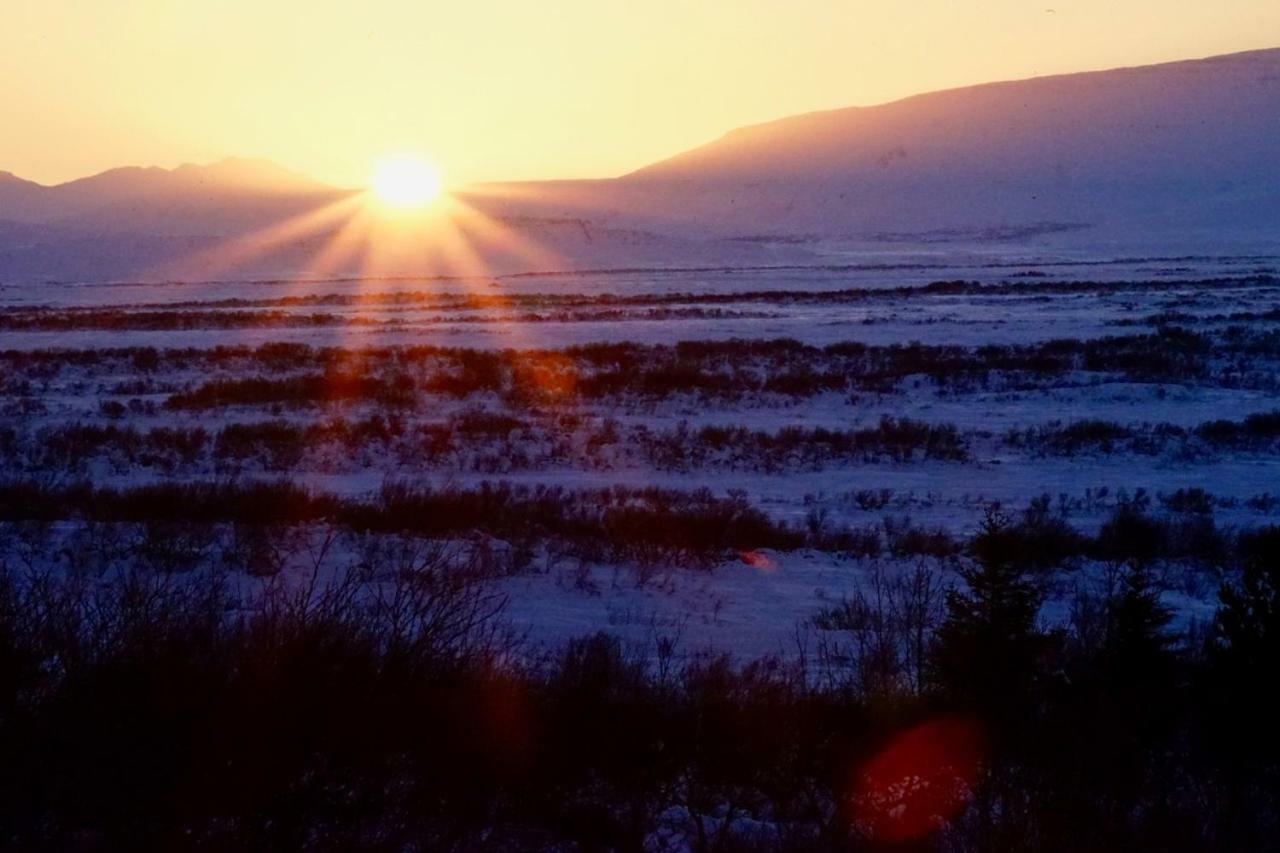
[850,715,984,842]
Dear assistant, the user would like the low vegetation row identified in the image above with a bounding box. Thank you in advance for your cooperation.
[0,325,1266,383]
[0,480,1271,572]
[0,414,969,475]
[0,306,766,331]
[81,271,1280,311]
[8,409,1280,478]
[6,328,1280,410]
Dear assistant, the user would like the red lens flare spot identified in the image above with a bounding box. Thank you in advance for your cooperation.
[850,715,984,843]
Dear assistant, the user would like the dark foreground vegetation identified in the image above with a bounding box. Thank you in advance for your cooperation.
[1,506,1278,850]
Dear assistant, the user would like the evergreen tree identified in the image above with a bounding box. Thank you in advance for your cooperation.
[932,508,1045,707]
[1211,526,1280,672]
[1100,562,1176,689]
[1204,526,1280,764]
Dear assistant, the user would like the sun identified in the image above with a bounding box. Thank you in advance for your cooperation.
[370,154,443,207]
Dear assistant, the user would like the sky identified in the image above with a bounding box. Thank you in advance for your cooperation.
[3,1,1279,189]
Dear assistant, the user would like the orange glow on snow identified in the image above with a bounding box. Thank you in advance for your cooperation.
[739,550,777,570]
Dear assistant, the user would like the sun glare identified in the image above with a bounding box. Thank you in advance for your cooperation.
[371,155,443,207]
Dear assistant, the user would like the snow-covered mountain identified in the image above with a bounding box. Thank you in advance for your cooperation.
[480,47,1280,245]
[2,48,1279,282]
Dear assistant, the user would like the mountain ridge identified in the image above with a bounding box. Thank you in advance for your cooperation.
[600,46,1280,240]
[628,46,1280,181]
[4,156,337,192]
[0,157,345,229]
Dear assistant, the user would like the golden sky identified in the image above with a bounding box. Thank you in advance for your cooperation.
[3,0,1279,188]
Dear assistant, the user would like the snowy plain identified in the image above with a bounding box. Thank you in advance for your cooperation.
[3,251,1279,664]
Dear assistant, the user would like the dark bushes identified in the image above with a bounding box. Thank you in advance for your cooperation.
[643,417,968,471]
[1195,409,1280,445]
